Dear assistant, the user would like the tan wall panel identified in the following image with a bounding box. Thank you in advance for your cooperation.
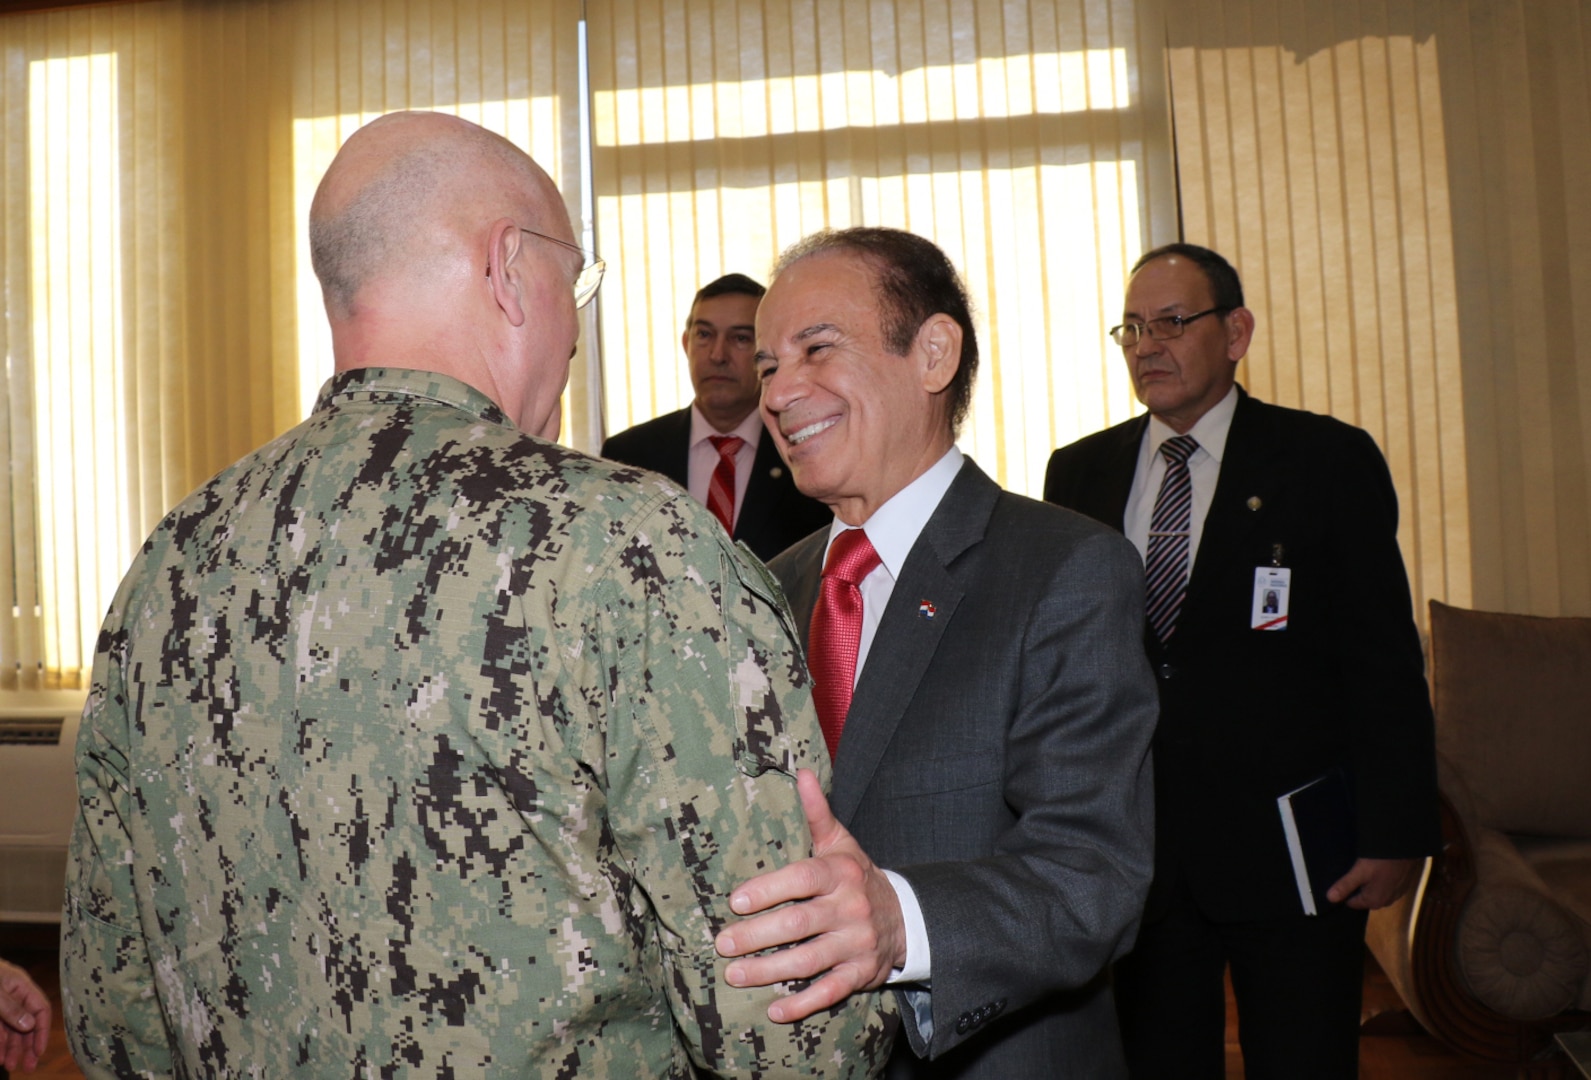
[1439,0,1591,615]
[1167,0,1591,619]
[1164,0,1488,627]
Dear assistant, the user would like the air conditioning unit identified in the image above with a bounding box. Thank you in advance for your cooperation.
[0,689,87,923]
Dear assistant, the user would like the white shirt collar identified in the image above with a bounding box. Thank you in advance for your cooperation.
[1145,384,1239,464]
[689,403,763,450]
[824,446,965,578]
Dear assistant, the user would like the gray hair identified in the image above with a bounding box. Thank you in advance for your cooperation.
[309,120,551,316]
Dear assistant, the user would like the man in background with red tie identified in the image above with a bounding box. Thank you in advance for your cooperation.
[713,227,1158,1078]
[1043,243,1440,1078]
[601,273,830,561]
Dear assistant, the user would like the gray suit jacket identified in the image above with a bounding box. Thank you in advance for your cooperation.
[769,460,1158,1079]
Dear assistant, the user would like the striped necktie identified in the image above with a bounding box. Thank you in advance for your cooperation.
[1145,435,1200,643]
[706,435,743,533]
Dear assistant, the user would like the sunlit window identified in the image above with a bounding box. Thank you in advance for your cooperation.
[28,51,127,688]
[593,48,1130,147]
[592,33,1152,497]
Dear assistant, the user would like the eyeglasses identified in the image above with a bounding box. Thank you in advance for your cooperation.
[1109,307,1228,348]
[518,228,606,309]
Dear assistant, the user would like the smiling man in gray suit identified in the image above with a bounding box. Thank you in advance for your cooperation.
[712,227,1158,1078]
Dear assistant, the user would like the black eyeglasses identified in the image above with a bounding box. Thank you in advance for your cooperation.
[1109,307,1228,347]
[494,228,605,309]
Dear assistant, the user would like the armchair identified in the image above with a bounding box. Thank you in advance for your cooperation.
[1366,600,1591,1064]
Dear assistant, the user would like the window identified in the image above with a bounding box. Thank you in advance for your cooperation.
[588,0,1176,495]
[2,50,129,690]
[1,0,1174,689]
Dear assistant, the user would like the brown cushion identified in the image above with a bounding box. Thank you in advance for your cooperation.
[1429,600,1591,837]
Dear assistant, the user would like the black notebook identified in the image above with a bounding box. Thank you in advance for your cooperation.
[1276,768,1357,916]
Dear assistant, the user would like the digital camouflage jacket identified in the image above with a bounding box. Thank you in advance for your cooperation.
[62,367,894,1079]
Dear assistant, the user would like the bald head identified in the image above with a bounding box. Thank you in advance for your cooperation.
[306,112,583,438]
[310,112,563,318]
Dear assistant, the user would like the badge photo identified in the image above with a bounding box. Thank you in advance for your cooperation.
[1252,566,1292,630]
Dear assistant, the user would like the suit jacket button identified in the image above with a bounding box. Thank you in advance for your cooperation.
[1157,662,1176,680]
[955,1013,972,1034]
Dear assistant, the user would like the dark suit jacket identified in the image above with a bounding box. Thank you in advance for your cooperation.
[1043,389,1440,924]
[601,406,831,563]
[770,459,1158,1079]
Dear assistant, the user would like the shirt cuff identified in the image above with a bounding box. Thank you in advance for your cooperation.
[882,868,932,984]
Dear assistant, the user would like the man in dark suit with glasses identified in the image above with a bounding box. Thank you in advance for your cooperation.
[1044,242,1440,1079]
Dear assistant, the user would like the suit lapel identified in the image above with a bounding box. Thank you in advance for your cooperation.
[659,408,692,487]
[777,534,826,653]
[829,462,996,825]
[732,432,791,552]
[1183,393,1275,622]
[739,433,787,516]
[1094,417,1146,532]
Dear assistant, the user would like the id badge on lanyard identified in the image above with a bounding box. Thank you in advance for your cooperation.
[1252,543,1290,630]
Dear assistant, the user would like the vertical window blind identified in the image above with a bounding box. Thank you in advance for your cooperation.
[11,0,1567,689]
[0,0,583,689]
[588,0,1177,495]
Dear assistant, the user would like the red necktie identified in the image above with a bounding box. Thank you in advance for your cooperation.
[706,435,744,533]
[808,529,881,759]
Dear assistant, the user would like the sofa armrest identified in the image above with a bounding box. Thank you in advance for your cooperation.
[1368,787,1475,1046]
[1458,826,1589,1020]
[1369,784,1590,1064]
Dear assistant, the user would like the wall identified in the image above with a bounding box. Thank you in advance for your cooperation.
[1161,0,1591,620]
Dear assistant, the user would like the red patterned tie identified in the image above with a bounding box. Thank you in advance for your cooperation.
[808,529,882,759]
[706,435,744,533]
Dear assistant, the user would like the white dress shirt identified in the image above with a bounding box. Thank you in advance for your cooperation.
[1123,385,1239,567]
[819,445,964,986]
[686,405,762,528]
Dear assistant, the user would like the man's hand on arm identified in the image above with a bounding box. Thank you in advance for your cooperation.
[1327,856,1422,910]
[715,769,906,1023]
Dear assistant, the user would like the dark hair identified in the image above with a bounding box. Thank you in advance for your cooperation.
[1132,242,1245,310]
[693,272,766,306]
[774,227,979,436]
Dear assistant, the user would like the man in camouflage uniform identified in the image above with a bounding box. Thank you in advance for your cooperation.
[61,111,895,1079]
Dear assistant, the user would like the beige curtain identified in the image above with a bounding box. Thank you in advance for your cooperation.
[15,0,1582,695]
[2,3,204,690]
[587,0,1179,496]
[0,0,583,690]
[1162,0,1472,627]
[1164,0,1591,622]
